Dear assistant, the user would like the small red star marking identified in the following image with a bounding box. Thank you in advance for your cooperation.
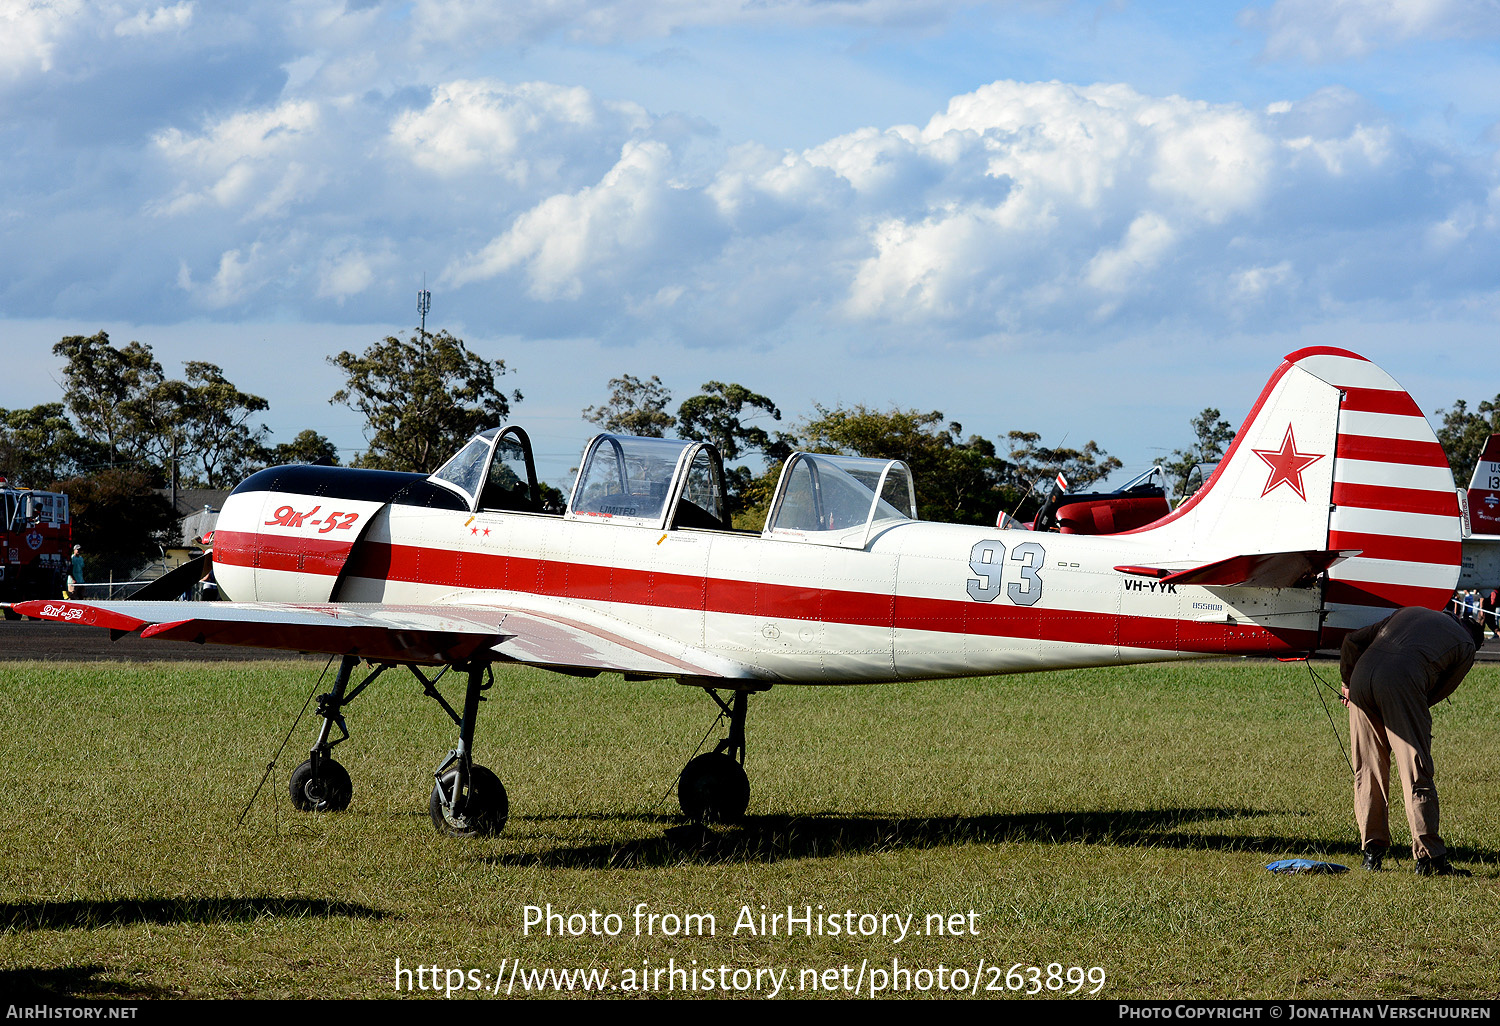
[482,527,490,537]
[470,526,478,535]
[1253,424,1324,500]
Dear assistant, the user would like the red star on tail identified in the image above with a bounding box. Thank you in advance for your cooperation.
[1252,425,1324,500]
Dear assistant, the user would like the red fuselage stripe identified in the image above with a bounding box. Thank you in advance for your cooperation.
[213,530,356,576]
[214,530,1318,654]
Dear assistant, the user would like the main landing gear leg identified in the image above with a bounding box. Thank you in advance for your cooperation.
[427,663,508,837]
[290,654,360,812]
[679,688,752,824]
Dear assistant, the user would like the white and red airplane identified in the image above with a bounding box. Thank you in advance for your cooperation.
[13,346,1462,836]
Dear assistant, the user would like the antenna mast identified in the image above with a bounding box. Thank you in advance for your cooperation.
[417,278,432,342]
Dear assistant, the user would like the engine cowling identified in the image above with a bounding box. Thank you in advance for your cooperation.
[212,465,465,602]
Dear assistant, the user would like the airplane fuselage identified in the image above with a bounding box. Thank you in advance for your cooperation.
[213,480,1321,684]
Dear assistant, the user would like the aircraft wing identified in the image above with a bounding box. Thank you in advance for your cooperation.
[11,599,744,679]
[1114,549,1359,589]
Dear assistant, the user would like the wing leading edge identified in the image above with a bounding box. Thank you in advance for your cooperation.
[11,599,744,679]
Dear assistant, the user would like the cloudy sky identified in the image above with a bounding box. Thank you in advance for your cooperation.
[2,0,1497,488]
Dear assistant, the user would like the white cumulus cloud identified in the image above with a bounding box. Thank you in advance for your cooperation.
[1085,212,1179,293]
[447,139,719,300]
[178,244,265,308]
[389,79,649,188]
[0,0,85,79]
[837,81,1275,326]
[433,76,1499,343]
[317,242,389,303]
[152,100,324,218]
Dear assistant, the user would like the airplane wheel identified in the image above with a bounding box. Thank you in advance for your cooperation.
[678,753,749,823]
[289,758,353,812]
[430,764,508,837]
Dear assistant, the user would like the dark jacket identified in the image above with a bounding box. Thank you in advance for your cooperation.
[1340,607,1475,706]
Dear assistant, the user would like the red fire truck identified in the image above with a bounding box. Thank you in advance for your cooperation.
[0,478,71,615]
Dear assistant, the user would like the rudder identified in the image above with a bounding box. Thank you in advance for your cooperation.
[1293,348,1462,640]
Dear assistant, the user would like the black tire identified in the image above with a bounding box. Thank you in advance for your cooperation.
[289,758,353,812]
[430,764,508,837]
[678,752,750,823]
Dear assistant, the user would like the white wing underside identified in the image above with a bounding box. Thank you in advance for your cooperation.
[12,597,749,680]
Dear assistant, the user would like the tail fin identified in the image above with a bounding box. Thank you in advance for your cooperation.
[1463,433,1500,536]
[1130,347,1461,639]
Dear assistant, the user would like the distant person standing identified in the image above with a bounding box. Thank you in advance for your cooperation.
[1340,607,1483,876]
[65,544,84,599]
[199,559,218,601]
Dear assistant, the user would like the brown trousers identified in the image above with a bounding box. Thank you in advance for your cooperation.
[1348,679,1443,859]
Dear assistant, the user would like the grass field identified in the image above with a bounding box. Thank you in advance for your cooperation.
[1,657,1497,1001]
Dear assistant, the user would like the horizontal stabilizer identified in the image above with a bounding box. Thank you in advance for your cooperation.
[1114,549,1358,589]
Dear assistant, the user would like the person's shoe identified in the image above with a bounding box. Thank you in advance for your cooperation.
[1414,856,1471,877]
[1361,847,1385,871]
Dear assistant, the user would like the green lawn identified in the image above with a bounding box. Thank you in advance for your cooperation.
[1,658,1496,1000]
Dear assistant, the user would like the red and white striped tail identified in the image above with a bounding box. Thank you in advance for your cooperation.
[1120,346,1459,646]
[1288,348,1463,639]
[1465,434,1500,536]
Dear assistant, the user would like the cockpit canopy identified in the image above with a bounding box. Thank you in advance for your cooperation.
[430,427,919,547]
[568,434,729,530]
[428,426,546,513]
[763,452,916,548]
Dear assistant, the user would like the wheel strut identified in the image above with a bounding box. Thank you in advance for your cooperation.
[284,656,506,835]
[426,663,507,837]
[679,688,756,823]
[707,688,749,765]
[291,654,381,813]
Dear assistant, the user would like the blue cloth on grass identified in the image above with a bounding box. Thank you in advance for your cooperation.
[1265,859,1349,874]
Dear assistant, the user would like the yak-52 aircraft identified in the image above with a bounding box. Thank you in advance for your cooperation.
[13,347,1462,836]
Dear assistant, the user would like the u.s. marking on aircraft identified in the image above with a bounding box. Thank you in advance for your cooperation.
[13,347,1462,836]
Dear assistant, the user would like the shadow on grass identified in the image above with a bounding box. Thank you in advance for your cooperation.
[488,806,1338,869]
[0,965,176,1001]
[1,896,388,932]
